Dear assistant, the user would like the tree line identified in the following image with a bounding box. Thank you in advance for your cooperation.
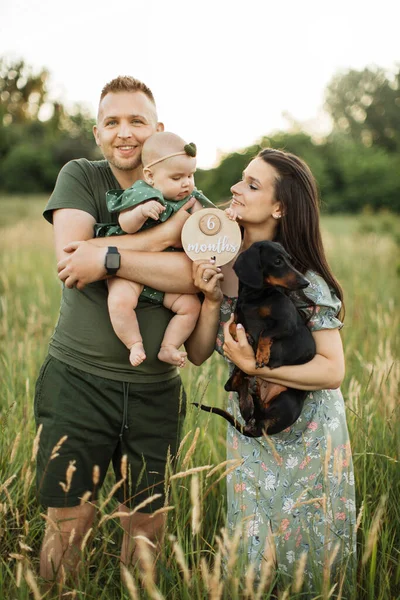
[0,58,99,193]
[1,57,399,213]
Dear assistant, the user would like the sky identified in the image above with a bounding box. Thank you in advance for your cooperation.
[1,0,399,168]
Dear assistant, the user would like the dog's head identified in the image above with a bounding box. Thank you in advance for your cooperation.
[233,241,310,291]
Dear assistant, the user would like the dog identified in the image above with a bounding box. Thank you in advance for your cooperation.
[194,240,316,437]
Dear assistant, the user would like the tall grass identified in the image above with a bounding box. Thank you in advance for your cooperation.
[0,196,399,599]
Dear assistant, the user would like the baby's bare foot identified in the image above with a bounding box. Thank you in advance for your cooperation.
[158,345,187,367]
[129,342,146,366]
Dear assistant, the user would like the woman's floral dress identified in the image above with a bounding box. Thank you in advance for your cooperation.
[216,271,356,591]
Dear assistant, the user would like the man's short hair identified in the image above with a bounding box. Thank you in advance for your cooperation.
[100,76,155,105]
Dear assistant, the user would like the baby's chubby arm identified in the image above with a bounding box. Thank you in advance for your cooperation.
[118,201,166,233]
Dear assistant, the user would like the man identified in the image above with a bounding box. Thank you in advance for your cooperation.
[36,76,198,581]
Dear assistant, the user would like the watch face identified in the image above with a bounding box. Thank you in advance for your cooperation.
[107,254,120,269]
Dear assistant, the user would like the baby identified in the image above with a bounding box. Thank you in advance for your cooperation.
[103,132,215,368]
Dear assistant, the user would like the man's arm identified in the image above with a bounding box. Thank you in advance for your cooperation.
[56,199,198,292]
[53,209,96,261]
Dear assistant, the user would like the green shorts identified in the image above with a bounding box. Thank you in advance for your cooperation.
[34,355,186,510]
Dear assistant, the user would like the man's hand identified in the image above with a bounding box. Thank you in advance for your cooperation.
[159,196,196,248]
[57,241,107,289]
[141,200,166,221]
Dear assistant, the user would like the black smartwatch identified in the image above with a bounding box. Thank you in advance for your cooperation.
[104,246,121,275]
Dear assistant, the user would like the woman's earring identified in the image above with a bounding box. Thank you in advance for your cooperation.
[272,213,282,220]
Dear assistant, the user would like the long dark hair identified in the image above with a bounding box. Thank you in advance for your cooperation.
[258,148,345,319]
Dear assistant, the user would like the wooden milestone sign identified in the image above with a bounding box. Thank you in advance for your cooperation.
[181,208,242,266]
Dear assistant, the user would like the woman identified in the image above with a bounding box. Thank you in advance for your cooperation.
[185,148,356,592]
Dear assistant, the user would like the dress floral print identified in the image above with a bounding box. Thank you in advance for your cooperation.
[216,271,356,591]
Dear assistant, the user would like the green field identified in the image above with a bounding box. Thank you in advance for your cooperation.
[0,196,399,599]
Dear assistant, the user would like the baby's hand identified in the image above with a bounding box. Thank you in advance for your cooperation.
[141,200,166,221]
[225,207,242,221]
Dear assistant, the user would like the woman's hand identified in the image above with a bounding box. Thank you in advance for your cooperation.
[222,315,257,375]
[192,259,224,304]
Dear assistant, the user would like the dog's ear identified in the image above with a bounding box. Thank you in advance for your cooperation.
[234,243,263,288]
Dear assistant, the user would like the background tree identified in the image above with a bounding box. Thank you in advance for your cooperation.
[197,66,400,214]
[324,65,400,153]
[0,57,49,126]
[1,57,398,212]
[0,56,98,192]
[320,134,400,212]
[196,132,333,208]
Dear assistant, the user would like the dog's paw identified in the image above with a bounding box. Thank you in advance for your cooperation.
[255,360,268,368]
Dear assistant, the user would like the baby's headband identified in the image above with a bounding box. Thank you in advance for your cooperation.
[144,142,197,169]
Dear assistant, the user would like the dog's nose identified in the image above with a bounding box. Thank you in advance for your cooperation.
[298,278,310,289]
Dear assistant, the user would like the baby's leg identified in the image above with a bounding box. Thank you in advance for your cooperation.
[158,293,201,367]
[107,279,146,366]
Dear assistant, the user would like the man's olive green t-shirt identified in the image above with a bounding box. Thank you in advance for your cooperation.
[44,158,178,383]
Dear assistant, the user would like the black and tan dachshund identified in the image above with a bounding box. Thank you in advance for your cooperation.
[194,240,316,437]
